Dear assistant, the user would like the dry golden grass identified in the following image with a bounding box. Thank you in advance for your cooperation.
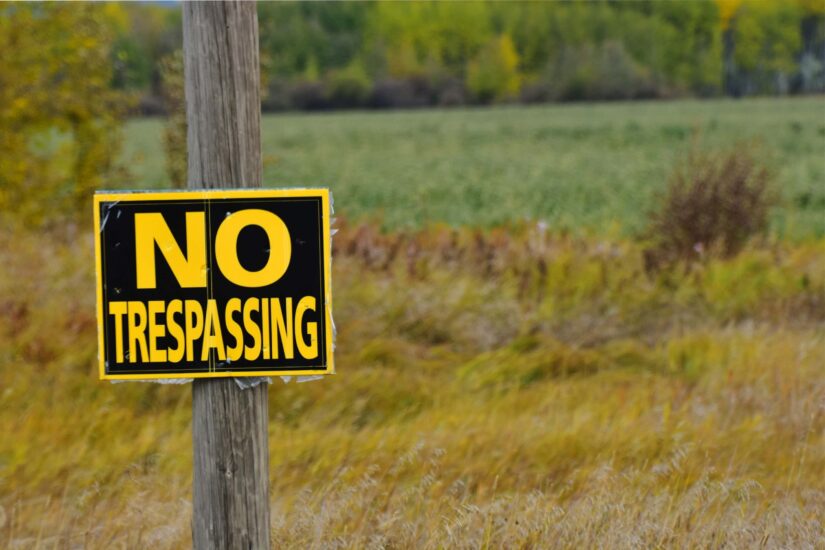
[1,221,823,548]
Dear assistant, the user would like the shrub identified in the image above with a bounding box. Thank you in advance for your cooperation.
[136,94,168,117]
[327,62,371,109]
[368,78,430,109]
[262,77,293,112]
[643,142,777,272]
[289,80,329,111]
[433,75,467,106]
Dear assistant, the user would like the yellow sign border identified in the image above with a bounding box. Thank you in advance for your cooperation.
[93,188,335,381]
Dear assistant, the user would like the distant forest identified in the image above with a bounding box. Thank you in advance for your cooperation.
[108,1,825,113]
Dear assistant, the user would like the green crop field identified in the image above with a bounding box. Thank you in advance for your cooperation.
[124,97,825,238]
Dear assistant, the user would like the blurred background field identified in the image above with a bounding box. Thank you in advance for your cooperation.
[2,1,825,548]
[124,97,825,237]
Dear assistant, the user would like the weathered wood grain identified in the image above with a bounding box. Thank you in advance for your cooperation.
[184,0,262,191]
[184,2,270,548]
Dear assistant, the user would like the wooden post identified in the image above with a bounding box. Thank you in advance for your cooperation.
[183,2,270,548]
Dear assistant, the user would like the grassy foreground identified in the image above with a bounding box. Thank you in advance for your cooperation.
[123,97,825,238]
[1,221,823,547]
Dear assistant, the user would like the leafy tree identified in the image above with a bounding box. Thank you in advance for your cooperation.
[364,1,491,78]
[258,2,368,77]
[327,60,372,108]
[110,3,181,95]
[491,2,554,77]
[386,38,423,78]
[736,1,801,74]
[718,0,804,94]
[0,4,129,228]
[648,1,722,94]
[467,34,521,103]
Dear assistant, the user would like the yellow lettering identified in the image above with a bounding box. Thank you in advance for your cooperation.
[271,298,294,359]
[295,296,317,359]
[147,300,167,362]
[214,209,291,288]
[225,298,244,362]
[262,297,270,360]
[184,299,203,362]
[127,301,149,363]
[166,300,185,363]
[202,300,226,362]
[108,301,127,363]
[243,298,261,361]
[135,212,206,289]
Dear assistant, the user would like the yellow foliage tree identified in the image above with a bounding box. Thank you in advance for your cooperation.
[387,38,422,78]
[467,35,521,103]
[0,4,129,228]
[717,0,744,30]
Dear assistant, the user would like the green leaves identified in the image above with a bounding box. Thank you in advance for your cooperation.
[0,4,129,227]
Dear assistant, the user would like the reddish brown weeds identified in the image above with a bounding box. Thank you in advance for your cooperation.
[644,142,776,272]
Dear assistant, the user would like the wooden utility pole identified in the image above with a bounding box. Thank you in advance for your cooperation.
[184,2,270,548]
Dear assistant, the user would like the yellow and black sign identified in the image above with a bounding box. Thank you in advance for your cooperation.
[93,189,334,380]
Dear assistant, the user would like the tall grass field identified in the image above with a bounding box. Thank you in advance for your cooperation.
[2,98,824,548]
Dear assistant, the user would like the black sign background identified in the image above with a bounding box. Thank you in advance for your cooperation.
[97,193,329,377]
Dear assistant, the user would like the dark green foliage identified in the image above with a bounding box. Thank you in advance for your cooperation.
[257,2,369,78]
[523,41,657,103]
[107,1,825,112]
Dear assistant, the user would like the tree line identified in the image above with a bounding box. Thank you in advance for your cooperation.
[106,0,825,114]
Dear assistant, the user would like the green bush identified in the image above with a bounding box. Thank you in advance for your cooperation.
[327,62,372,108]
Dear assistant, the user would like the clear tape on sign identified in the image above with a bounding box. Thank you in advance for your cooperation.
[111,377,193,385]
[234,376,272,389]
[99,201,120,233]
